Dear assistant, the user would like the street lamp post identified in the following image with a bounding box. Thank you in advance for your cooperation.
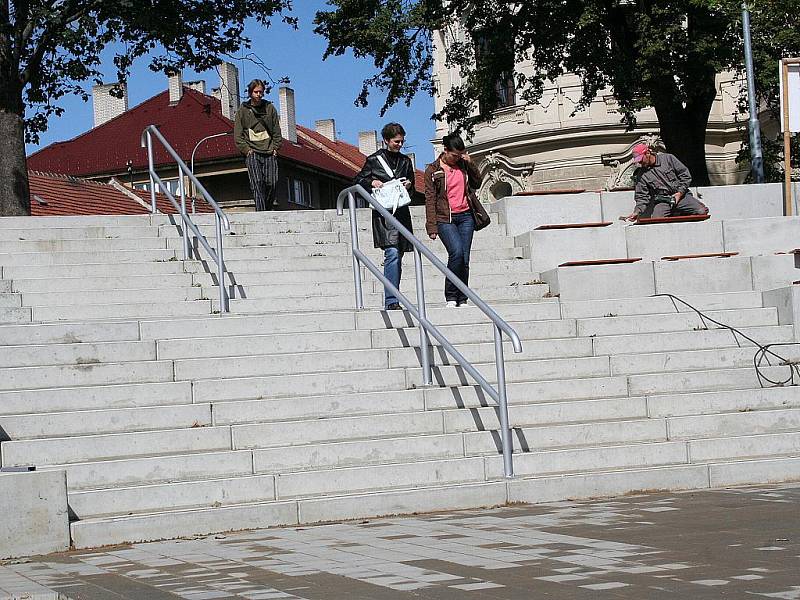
[742,2,765,183]
[189,132,232,213]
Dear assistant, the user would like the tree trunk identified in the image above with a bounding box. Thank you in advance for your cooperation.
[0,73,31,216]
[653,98,714,187]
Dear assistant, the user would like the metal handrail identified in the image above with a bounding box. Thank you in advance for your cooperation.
[141,125,231,312]
[336,184,523,478]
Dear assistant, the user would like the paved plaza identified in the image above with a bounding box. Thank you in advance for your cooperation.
[1,483,798,599]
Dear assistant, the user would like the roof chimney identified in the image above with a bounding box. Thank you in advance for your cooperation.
[407,152,417,171]
[315,119,336,142]
[92,83,128,127]
[217,61,240,120]
[279,86,297,144]
[185,80,206,95]
[358,130,379,156]
[167,70,183,105]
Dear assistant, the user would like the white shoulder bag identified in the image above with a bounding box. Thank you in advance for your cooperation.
[372,154,412,214]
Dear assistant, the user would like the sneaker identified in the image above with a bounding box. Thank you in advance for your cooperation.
[386,303,402,311]
[445,300,458,308]
[457,299,469,307]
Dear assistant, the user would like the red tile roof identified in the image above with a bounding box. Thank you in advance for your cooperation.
[28,172,213,216]
[27,87,425,190]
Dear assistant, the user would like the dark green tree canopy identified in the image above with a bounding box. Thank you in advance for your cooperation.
[315,0,800,184]
[0,0,295,215]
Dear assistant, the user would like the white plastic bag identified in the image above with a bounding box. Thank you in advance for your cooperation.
[372,155,412,214]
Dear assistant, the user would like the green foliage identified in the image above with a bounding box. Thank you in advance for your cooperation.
[315,0,800,156]
[1,0,297,143]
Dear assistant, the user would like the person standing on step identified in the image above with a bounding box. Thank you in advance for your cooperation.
[355,123,415,311]
[624,143,708,221]
[424,133,490,308]
[234,79,283,211]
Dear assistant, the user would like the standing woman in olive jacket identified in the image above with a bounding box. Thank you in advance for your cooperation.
[354,123,415,310]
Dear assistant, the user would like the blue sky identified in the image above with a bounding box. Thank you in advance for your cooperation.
[25,1,438,163]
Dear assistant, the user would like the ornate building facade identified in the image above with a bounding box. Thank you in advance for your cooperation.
[431,27,752,204]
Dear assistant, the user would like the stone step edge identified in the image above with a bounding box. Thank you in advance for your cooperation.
[67,457,800,549]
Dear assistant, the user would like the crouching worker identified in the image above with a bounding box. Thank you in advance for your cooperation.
[624,143,708,221]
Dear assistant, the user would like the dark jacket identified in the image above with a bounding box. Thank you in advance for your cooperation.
[233,100,283,155]
[423,156,486,236]
[633,152,693,216]
[354,149,415,251]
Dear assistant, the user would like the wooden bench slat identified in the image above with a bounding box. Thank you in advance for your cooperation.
[661,252,739,261]
[559,258,642,267]
[535,222,612,230]
[635,214,710,225]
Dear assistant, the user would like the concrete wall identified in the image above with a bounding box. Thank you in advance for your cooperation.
[0,470,70,559]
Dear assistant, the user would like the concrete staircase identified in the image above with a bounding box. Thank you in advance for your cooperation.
[0,207,798,550]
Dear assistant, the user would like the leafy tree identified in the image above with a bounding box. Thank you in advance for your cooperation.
[0,1,295,216]
[316,0,800,186]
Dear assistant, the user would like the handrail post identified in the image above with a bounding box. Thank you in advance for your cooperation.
[145,131,157,214]
[494,326,514,478]
[215,213,228,313]
[179,174,189,260]
[346,192,364,309]
[414,247,432,385]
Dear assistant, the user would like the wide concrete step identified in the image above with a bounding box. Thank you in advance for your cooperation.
[668,407,800,440]
[0,226,158,241]
[3,261,187,279]
[21,287,202,307]
[0,249,177,266]
[0,236,168,254]
[611,345,800,376]
[31,300,212,322]
[0,321,141,346]
[0,359,173,392]
[12,273,195,293]
[0,293,21,307]
[157,329,373,360]
[591,325,794,356]
[0,403,211,439]
[69,473,278,520]
[629,365,790,395]
[67,479,501,549]
[0,339,156,368]
[707,454,800,487]
[139,311,358,339]
[691,431,800,462]
[576,307,778,337]
[560,291,765,319]
[0,381,192,415]
[0,307,32,323]
[494,440,689,477]
[465,418,668,454]
[226,286,550,313]
[1,425,233,466]
[647,387,800,417]
[231,411,444,450]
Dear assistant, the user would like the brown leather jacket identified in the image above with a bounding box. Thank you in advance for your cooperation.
[423,156,485,236]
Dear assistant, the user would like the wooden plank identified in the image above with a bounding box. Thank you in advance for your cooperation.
[559,258,642,267]
[535,222,612,230]
[635,214,710,225]
[661,252,739,261]
[514,189,588,196]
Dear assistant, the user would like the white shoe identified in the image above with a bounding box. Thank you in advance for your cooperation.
[445,300,458,308]
[458,300,468,307]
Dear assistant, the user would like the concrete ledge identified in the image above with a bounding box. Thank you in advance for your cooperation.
[626,220,723,261]
[542,262,655,300]
[723,217,800,255]
[0,470,69,559]
[763,285,800,340]
[751,255,799,291]
[298,482,508,524]
[495,193,602,236]
[516,223,627,273]
[508,464,710,504]
[654,256,753,295]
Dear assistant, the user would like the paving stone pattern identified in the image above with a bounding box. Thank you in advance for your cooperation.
[2,483,799,599]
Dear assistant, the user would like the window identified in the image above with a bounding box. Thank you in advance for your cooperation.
[133,178,182,195]
[475,31,516,111]
[288,177,312,207]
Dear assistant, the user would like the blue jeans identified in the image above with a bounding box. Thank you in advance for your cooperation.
[383,246,403,307]
[437,211,475,303]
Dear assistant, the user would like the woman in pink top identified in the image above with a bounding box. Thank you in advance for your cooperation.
[424,133,484,307]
